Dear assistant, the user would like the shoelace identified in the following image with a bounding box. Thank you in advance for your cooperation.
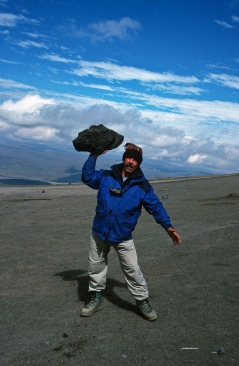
[85,295,97,308]
[138,301,153,314]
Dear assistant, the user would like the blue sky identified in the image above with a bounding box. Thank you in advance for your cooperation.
[0,0,239,174]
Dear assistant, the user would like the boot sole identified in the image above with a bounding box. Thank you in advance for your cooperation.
[138,310,157,321]
[80,305,102,317]
[142,314,157,321]
[147,314,157,321]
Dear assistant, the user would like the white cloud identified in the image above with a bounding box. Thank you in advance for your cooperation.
[151,135,180,148]
[51,79,115,91]
[0,94,54,113]
[143,83,204,95]
[73,60,199,84]
[17,126,60,141]
[232,15,239,23]
[17,40,48,49]
[52,79,114,91]
[40,55,239,97]
[42,56,199,93]
[121,91,239,124]
[206,73,239,89]
[214,20,234,28]
[88,17,141,41]
[73,17,141,42]
[187,154,207,164]
[0,119,9,130]
[205,63,231,71]
[40,53,78,63]
[182,135,197,144]
[0,59,18,64]
[0,95,60,142]
[35,54,239,98]
[22,32,46,39]
[0,77,36,90]
[74,81,114,91]
[0,13,39,27]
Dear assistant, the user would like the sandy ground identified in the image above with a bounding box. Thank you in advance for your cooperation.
[0,174,239,365]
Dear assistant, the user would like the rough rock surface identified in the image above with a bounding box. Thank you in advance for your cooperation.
[72,124,124,153]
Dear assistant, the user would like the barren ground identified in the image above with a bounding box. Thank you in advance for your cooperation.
[1,174,239,365]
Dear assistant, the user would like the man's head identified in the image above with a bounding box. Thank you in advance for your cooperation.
[122,142,143,178]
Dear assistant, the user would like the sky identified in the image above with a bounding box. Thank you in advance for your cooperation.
[0,0,239,175]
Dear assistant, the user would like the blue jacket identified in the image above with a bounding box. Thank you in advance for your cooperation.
[82,155,173,243]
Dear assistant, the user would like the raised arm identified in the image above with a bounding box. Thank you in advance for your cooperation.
[81,153,104,189]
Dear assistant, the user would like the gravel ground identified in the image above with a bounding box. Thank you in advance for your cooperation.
[0,174,239,365]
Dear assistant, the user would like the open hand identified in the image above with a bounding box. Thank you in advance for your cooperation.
[167,228,182,245]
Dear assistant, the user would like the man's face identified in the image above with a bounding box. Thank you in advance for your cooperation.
[122,157,139,177]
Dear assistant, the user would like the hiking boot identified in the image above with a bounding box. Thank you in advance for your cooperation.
[136,298,157,321]
[81,291,102,317]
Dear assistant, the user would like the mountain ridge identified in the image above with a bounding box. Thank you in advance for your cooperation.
[0,143,229,185]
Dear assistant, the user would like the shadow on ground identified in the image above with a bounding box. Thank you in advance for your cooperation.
[54,269,138,315]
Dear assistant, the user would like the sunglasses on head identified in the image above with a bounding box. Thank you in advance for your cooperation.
[124,142,142,154]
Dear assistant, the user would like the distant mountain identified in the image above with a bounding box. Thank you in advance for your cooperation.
[141,159,212,179]
[0,178,51,186]
[0,141,87,183]
[0,140,220,185]
[54,173,82,184]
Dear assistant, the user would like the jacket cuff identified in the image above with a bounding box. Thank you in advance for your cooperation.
[163,224,173,231]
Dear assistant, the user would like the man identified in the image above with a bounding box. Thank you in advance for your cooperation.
[81,142,181,321]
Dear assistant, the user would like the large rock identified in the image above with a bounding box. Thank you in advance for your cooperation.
[72,124,124,153]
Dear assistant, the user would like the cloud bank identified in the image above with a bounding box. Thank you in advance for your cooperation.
[0,93,238,174]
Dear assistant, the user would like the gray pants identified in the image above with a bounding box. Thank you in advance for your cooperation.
[88,232,149,301]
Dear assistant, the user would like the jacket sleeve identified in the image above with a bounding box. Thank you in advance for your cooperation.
[81,154,104,189]
[142,186,173,231]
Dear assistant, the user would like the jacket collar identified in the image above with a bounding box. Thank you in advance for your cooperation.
[111,163,145,183]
